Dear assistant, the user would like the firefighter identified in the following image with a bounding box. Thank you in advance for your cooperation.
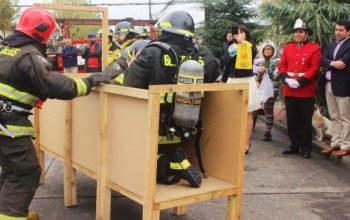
[114,21,137,52]
[120,11,220,187]
[97,29,120,65]
[0,7,115,220]
[103,39,150,84]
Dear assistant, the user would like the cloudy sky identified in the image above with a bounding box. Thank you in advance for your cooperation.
[17,0,205,23]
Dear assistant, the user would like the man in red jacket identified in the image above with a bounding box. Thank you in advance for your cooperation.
[278,19,321,158]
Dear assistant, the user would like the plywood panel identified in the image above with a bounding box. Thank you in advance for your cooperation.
[71,92,100,173]
[39,99,66,156]
[106,94,149,197]
[199,90,247,184]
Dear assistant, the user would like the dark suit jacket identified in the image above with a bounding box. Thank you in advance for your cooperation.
[321,38,350,97]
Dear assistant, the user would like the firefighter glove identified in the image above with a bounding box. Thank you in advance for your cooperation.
[87,72,115,87]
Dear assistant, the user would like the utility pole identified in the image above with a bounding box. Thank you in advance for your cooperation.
[149,0,152,20]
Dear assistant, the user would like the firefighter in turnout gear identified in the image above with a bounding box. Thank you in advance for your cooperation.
[121,11,220,187]
[114,21,137,52]
[0,7,115,219]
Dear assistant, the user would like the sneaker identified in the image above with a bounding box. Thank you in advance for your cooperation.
[168,147,202,188]
[262,132,272,141]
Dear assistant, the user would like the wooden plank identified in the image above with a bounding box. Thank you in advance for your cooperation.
[33,3,106,12]
[33,3,109,68]
[233,89,248,219]
[96,91,111,220]
[174,206,187,216]
[63,101,77,207]
[99,85,149,99]
[142,92,161,220]
[33,108,45,184]
[226,195,238,220]
[149,83,248,93]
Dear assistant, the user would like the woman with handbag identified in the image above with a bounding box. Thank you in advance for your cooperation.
[253,40,280,141]
[221,25,260,154]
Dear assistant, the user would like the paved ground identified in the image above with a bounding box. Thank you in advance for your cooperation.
[27,102,350,219]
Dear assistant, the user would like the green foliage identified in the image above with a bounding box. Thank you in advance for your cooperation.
[196,0,258,57]
[50,0,101,39]
[259,0,350,51]
[0,0,20,37]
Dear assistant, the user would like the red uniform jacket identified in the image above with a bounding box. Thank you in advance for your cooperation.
[278,40,321,97]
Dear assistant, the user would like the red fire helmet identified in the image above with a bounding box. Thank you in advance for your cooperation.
[15,7,58,44]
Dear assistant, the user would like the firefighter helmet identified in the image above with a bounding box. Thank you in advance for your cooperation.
[154,10,195,37]
[97,29,113,38]
[121,39,149,61]
[15,7,58,44]
[135,27,149,39]
[114,21,135,35]
[293,18,313,36]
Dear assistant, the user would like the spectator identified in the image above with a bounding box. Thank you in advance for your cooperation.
[221,25,260,154]
[61,39,78,73]
[320,19,350,157]
[253,40,280,141]
[220,31,233,71]
[82,32,102,72]
[278,18,321,159]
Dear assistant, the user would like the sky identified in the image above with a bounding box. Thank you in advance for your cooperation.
[17,0,205,23]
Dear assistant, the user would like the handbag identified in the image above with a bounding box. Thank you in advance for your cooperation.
[258,73,274,103]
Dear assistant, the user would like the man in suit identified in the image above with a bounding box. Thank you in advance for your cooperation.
[321,19,350,157]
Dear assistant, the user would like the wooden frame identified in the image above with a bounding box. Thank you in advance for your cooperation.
[33,4,248,220]
[33,3,109,68]
[35,82,248,219]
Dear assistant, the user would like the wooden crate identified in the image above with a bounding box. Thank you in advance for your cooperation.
[35,83,248,219]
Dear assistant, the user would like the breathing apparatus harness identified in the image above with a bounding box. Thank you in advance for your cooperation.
[146,41,207,177]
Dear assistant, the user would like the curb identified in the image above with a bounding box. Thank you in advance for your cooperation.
[272,119,350,171]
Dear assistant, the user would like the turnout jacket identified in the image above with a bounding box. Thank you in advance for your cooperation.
[122,35,220,143]
[0,33,93,138]
[278,40,321,97]
[123,40,220,89]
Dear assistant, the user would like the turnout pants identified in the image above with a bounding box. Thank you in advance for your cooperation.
[0,136,41,217]
[285,96,314,153]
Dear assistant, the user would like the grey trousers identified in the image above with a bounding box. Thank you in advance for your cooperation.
[326,82,350,150]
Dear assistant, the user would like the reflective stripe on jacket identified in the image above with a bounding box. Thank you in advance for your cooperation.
[0,42,92,138]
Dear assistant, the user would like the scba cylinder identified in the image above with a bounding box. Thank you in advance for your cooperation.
[173,60,204,130]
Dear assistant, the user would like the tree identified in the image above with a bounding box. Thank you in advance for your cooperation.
[50,0,101,40]
[0,0,20,38]
[259,0,350,51]
[196,0,258,57]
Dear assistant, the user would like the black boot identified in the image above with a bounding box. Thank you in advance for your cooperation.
[156,154,181,185]
[168,147,202,188]
[262,132,272,141]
